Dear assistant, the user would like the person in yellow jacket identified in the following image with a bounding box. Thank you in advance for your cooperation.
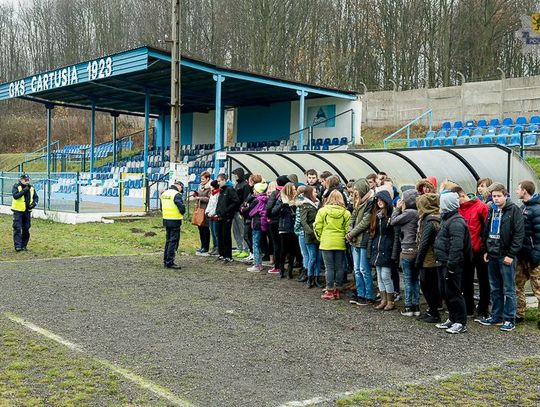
[11,174,39,252]
[160,180,186,269]
[314,189,351,300]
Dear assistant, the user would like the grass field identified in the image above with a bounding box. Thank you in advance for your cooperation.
[0,214,200,261]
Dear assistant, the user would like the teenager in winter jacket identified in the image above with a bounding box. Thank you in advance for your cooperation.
[246,182,269,272]
[301,186,322,288]
[315,190,351,300]
[369,190,396,311]
[216,174,240,262]
[266,176,290,274]
[415,193,442,323]
[452,186,489,318]
[390,189,420,316]
[194,171,212,256]
[271,182,298,279]
[434,192,471,334]
[232,168,251,258]
[205,180,221,255]
[515,180,540,330]
[479,183,524,331]
[294,186,310,283]
[347,179,375,305]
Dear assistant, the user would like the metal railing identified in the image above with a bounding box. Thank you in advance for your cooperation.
[383,109,433,148]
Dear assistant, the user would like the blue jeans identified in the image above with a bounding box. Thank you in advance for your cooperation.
[297,234,309,270]
[252,229,262,266]
[305,243,321,277]
[352,247,374,300]
[208,219,219,250]
[488,257,517,323]
[376,266,394,294]
[401,257,420,307]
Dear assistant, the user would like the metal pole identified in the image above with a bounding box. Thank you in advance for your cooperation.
[161,113,166,163]
[520,131,524,159]
[144,93,150,181]
[75,172,80,213]
[296,90,307,150]
[46,105,53,179]
[90,103,96,174]
[213,74,225,176]
[112,113,118,165]
[351,110,355,144]
[170,0,181,164]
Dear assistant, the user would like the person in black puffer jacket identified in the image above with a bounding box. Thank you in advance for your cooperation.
[434,192,471,334]
[232,168,251,256]
[266,175,290,273]
[369,190,395,311]
[515,181,540,328]
[271,182,298,279]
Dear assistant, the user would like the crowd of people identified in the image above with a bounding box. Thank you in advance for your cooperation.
[185,167,540,335]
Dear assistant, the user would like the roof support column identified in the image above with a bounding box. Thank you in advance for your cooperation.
[90,103,96,174]
[297,90,308,151]
[213,74,225,176]
[161,112,166,163]
[46,104,54,179]
[111,112,119,166]
[144,93,150,180]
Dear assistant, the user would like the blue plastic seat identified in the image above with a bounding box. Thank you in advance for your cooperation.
[419,139,430,148]
[496,135,508,145]
[444,137,455,146]
[516,116,528,125]
[436,130,447,138]
[340,137,348,145]
[499,126,511,135]
[321,145,329,151]
[485,127,497,136]
[425,130,436,139]
[502,117,513,126]
[448,129,459,138]
[477,119,488,128]
[453,121,463,129]
[456,137,468,146]
[315,138,323,146]
[407,139,419,148]
[473,128,484,137]
[431,138,441,147]
[489,118,500,127]
[527,124,539,132]
[331,138,339,145]
[524,133,538,146]
[460,128,471,137]
[512,125,524,134]
[465,120,475,128]
[441,121,451,130]
[530,116,540,125]
[469,136,480,145]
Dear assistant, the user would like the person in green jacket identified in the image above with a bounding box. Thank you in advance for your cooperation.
[314,189,351,300]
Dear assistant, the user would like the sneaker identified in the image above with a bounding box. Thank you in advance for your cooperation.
[209,248,219,256]
[236,251,250,259]
[348,293,360,305]
[197,251,210,257]
[393,292,401,302]
[268,268,281,274]
[423,314,441,323]
[215,256,224,261]
[358,298,368,305]
[435,319,453,329]
[476,317,503,326]
[321,289,336,300]
[243,253,254,263]
[223,258,234,264]
[400,307,414,317]
[446,323,467,334]
[413,305,421,317]
[247,265,262,272]
[499,321,515,331]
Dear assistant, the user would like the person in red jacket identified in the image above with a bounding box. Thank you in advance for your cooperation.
[451,186,489,318]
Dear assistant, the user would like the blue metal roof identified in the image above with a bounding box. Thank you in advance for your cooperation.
[0,46,357,116]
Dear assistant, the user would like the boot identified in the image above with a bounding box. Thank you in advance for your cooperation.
[306,276,314,289]
[375,291,387,310]
[315,276,324,288]
[384,292,395,311]
[287,266,293,280]
[297,268,308,282]
[280,268,285,279]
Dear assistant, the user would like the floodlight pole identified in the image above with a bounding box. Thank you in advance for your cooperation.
[170,0,181,164]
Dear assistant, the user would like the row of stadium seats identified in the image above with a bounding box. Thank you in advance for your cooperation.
[441,116,540,130]
[427,125,538,139]
[408,132,538,148]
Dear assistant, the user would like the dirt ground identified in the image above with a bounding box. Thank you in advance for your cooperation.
[0,254,539,406]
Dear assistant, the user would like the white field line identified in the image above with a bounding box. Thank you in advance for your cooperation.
[4,312,194,407]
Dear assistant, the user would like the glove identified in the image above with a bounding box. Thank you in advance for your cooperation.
[28,203,36,210]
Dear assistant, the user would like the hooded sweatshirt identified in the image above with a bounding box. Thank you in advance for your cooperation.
[483,199,524,259]
[458,194,488,253]
[314,204,351,250]
[232,168,251,204]
[520,194,540,266]
[390,189,419,255]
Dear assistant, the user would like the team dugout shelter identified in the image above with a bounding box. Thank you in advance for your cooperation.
[0,45,361,179]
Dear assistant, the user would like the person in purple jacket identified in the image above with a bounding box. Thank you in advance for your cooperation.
[247,182,269,272]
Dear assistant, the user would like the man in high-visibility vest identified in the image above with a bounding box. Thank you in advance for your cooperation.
[11,174,39,252]
[160,180,186,269]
